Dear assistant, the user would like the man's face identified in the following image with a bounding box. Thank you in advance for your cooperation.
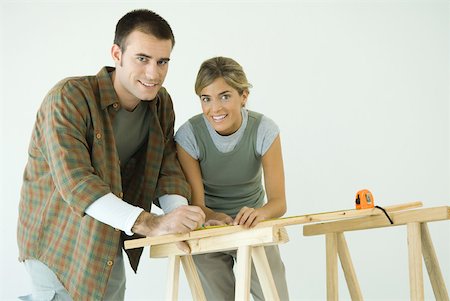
[111,30,172,107]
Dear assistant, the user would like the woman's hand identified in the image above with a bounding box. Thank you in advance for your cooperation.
[204,211,233,227]
[233,206,267,228]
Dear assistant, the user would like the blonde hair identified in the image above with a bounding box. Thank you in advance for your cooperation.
[194,57,252,96]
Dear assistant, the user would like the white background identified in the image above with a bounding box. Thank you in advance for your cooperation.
[1,0,449,300]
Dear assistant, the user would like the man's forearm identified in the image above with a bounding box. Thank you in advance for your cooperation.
[131,211,163,237]
[85,192,144,235]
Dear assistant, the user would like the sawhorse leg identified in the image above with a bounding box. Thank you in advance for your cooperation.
[407,222,424,300]
[326,233,338,301]
[166,254,206,301]
[337,233,363,300]
[235,245,281,301]
[421,223,449,300]
[235,246,252,301]
[407,222,449,301]
[252,246,280,301]
[166,255,181,301]
[326,232,363,301]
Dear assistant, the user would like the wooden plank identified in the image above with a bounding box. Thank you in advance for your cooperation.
[150,226,289,258]
[326,233,338,301]
[304,206,449,236]
[336,233,363,301]
[235,246,252,301]
[420,223,449,300]
[407,223,424,300]
[378,201,423,212]
[251,246,280,301]
[125,201,422,249]
[180,256,207,301]
[262,201,423,228]
[166,255,180,301]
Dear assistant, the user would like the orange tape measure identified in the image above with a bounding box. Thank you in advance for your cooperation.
[355,189,374,209]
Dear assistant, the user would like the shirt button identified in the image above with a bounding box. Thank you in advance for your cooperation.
[107,260,114,266]
[119,192,124,198]
[96,132,102,139]
[113,103,119,110]
[115,228,120,232]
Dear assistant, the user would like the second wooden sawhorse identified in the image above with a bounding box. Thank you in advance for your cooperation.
[303,206,450,300]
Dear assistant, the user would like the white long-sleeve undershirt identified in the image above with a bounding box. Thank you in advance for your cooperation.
[85,193,188,235]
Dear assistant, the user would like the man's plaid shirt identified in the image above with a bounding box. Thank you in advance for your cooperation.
[17,67,190,300]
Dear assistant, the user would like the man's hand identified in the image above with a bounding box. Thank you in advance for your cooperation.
[132,205,205,237]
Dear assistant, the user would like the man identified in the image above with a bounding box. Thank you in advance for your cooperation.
[17,9,205,300]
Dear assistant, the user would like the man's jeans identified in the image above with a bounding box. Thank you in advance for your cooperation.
[19,249,126,301]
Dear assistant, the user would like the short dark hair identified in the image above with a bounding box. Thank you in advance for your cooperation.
[114,9,175,51]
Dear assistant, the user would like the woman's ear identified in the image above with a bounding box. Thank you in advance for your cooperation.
[241,90,249,107]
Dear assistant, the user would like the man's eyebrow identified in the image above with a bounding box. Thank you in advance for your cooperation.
[135,53,171,61]
[136,53,152,58]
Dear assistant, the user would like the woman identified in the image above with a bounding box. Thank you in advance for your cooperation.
[175,56,289,300]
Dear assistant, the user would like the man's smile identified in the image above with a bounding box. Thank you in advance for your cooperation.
[139,80,158,87]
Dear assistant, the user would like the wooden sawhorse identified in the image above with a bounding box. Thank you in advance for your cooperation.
[303,206,450,300]
[126,225,289,301]
[125,202,423,300]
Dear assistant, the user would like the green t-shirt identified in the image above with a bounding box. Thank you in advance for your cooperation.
[189,111,266,217]
[113,101,149,168]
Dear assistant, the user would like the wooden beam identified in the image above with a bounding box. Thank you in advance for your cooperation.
[420,223,449,300]
[180,256,207,301]
[326,233,338,301]
[235,246,252,301]
[125,201,422,250]
[251,246,280,301]
[262,201,422,228]
[336,233,363,301]
[303,206,449,236]
[166,255,180,301]
[150,226,289,258]
[407,222,424,300]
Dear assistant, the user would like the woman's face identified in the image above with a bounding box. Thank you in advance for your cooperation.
[199,77,248,136]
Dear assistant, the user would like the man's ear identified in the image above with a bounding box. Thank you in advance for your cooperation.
[111,44,122,64]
